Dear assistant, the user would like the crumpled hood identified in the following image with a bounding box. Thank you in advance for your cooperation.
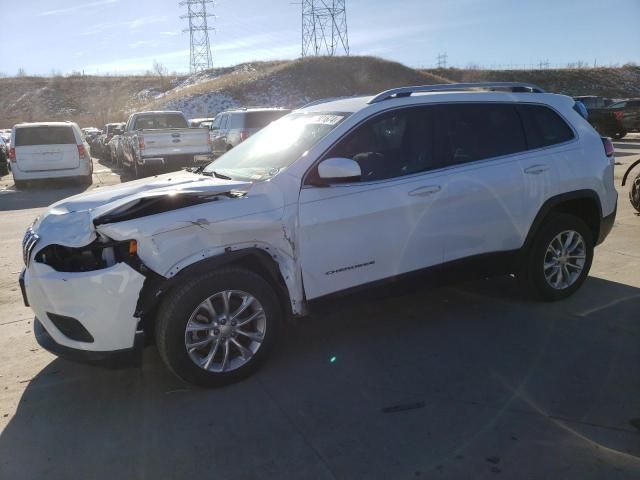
[33,171,252,248]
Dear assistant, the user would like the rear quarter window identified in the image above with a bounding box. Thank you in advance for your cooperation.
[518,105,575,149]
[14,126,76,146]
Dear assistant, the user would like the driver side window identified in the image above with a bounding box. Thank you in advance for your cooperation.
[326,107,437,182]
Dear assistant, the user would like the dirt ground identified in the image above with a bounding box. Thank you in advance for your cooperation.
[0,139,639,479]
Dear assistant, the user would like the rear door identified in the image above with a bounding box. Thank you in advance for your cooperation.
[14,126,79,171]
[212,114,229,155]
[432,103,533,262]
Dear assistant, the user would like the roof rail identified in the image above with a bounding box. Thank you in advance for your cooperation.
[368,82,546,104]
[301,96,354,108]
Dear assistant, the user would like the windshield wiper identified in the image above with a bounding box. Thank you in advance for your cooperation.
[201,170,233,180]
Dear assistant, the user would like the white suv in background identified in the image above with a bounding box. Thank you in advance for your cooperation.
[20,83,617,387]
[9,121,92,188]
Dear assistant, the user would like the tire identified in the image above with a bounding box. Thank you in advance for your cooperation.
[613,131,627,140]
[155,267,282,388]
[133,159,143,179]
[630,173,640,213]
[520,213,594,301]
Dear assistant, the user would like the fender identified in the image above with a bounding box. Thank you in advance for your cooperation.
[135,247,302,326]
[622,158,640,187]
[522,189,603,252]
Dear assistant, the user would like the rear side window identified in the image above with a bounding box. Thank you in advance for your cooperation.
[518,105,574,149]
[14,126,76,146]
[436,103,527,165]
[133,114,188,130]
[245,111,291,129]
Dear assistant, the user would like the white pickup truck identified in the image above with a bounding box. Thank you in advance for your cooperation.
[121,111,211,177]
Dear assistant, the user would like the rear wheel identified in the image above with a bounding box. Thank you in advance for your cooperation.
[520,213,593,301]
[629,173,640,213]
[155,267,282,387]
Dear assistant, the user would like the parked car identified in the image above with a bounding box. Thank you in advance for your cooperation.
[9,121,92,188]
[0,137,8,175]
[120,111,211,177]
[209,107,291,157]
[573,95,614,111]
[93,123,124,160]
[20,82,617,387]
[589,99,640,139]
[106,129,124,166]
[189,118,215,129]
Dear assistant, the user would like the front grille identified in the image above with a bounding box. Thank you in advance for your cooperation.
[22,227,40,266]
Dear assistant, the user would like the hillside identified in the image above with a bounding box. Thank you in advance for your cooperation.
[1,56,639,128]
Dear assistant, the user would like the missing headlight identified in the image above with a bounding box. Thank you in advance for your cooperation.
[35,239,138,272]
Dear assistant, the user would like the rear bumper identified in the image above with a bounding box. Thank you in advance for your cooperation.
[597,202,617,245]
[34,317,144,368]
[11,162,91,180]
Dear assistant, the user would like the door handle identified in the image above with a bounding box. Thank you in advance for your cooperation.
[408,185,441,196]
[524,165,549,175]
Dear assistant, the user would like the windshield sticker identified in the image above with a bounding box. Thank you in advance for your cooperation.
[308,114,343,125]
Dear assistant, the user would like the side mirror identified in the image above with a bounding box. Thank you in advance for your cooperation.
[317,157,361,182]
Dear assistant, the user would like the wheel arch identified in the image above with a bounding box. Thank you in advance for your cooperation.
[523,190,602,253]
[136,248,294,337]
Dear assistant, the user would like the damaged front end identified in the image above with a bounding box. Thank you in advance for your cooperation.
[34,237,140,273]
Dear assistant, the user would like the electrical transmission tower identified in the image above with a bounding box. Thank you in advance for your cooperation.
[301,1,349,57]
[180,0,214,73]
[436,52,448,69]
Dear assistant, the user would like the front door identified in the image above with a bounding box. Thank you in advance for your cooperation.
[298,106,449,300]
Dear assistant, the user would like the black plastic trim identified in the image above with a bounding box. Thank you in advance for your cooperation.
[46,312,94,343]
[597,204,617,245]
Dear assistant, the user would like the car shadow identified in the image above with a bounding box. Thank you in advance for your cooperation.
[0,275,638,478]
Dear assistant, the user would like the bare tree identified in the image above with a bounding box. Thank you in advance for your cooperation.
[153,60,169,90]
[17,68,27,77]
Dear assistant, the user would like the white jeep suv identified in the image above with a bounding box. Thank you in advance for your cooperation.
[20,83,617,387]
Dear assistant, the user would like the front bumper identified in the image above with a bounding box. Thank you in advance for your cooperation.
[34,317,144,367]
[22,261,146,353]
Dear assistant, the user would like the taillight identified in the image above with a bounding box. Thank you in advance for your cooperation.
[614,111,624,121]
[601,137,615,157]
[77,144,87,158]
[8,147,15,161]
[239,130,249,142]
[138,136,145,150]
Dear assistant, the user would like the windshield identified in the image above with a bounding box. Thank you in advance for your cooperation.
[204,111,349,181]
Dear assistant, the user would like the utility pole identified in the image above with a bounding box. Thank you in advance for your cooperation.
[180,0,215,73]
[301,0,349,57]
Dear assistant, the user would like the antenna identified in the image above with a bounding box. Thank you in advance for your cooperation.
[301,0,349,57]
[180,0,215,73]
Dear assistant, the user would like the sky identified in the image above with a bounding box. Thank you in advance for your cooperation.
[1,0,638,76]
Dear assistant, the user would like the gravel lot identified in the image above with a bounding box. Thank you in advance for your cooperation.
[1,139,639,479]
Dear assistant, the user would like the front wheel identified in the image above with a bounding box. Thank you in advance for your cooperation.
[520,213,594,301]
[155,267,282,387]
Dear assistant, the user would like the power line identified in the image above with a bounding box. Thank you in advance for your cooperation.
[180,0,215,73]
[301,0,349,57]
